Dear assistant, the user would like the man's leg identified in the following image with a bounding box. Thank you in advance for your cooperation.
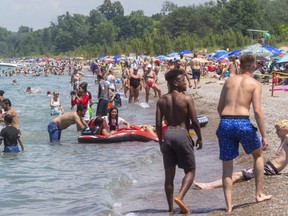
[222,160,234,213]
[194,171,244,190]
[165,166,176,213]
[251,148,272,202]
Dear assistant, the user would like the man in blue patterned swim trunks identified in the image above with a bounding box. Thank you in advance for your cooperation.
[216,54,272,213]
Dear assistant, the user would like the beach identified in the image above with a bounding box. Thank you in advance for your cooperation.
[187,79,288,215]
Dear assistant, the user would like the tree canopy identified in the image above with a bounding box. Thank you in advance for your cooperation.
[0,0,287,58]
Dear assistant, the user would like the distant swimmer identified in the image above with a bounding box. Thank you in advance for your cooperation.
[25,87,38,94]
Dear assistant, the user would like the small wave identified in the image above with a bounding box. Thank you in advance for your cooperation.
[104,173,137,191]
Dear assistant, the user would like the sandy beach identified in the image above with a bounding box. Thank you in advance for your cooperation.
[183,79,288,215]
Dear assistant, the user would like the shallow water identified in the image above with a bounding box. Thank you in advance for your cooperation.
[0,67,227,215]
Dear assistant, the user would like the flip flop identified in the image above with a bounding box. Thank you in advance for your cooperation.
[174,197,189,214]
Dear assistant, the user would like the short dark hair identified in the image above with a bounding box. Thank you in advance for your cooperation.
[0,90,4,96]
[2,98,11,107]
[94,116,103,126]
[165,69,184,83]
[4,114,13,124]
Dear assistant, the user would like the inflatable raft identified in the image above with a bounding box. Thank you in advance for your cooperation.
[78,126,158,144]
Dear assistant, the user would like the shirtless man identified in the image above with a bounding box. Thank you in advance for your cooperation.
[47,104,88,142]
[226,55,239,77]
[195,119,288,190]
[216,54,271,213]
[1,98,20,129]
[190,53,202,89]
[156,69,202,214]
[71,68,84,91]
[174,60,192,89]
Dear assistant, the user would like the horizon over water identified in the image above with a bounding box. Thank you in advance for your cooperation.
[0,66,226,215]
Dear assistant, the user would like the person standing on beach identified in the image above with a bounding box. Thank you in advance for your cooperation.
[156,68,203,214]
[190,53,202,89]
[96,74,109,117]
[216,54,272,213]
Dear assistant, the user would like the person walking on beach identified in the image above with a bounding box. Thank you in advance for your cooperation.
[216,54,272,213]
[156,68,203,214]
[190,53,202,89]
[194,119,288,190]
[47,104,88,142]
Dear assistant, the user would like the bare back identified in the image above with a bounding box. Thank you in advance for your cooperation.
[218,73,262,116]
[271,135,288,172]
[53,112,83,130]
[157,91,197,129]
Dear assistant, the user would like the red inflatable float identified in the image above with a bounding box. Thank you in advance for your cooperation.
[78,125,158,144]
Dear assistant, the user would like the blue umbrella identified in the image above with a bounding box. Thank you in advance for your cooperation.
[179,50,192,55]
[168,52,179,57]
[156,55,167,60]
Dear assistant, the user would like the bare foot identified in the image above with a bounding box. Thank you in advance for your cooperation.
[256,194,272,203]
[193,182,211,190]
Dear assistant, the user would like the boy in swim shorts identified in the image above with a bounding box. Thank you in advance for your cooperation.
[0,114,25,153]
[216,54,271,213]
[156,69,202,214]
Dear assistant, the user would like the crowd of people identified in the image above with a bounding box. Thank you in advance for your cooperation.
[1,53,288,214]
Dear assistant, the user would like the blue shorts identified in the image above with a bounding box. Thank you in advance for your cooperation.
[48,121,61,142]
[4,145,20,153]
[216,116,261,161]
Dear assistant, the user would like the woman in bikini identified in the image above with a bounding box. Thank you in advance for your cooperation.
[127,67,142,103]
[143,64,161,103]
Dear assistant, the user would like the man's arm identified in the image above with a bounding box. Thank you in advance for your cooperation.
[187,96,203,150]
[181,68,192,88]
[156,101,163,153]
[217,85,226,116]
[252,84,268,150]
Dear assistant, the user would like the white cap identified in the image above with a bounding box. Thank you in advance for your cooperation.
[147,64,152,68]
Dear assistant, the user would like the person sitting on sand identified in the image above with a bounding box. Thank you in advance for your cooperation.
[194,119,288,190]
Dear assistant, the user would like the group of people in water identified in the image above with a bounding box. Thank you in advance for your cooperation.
[1,53,288,215]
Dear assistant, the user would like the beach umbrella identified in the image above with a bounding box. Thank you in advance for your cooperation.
[262,46,282,56]
[276,54,288,64]
[228,50,241,56]
[239,43,272,57]
[167,52,179,57]
[213,51,228,59]
[179,50,192,55]
[156,55,167,61]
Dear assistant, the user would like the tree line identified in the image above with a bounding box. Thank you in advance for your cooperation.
[0,0,287,58]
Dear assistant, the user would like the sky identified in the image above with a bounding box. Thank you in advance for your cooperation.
[0,0,206,32]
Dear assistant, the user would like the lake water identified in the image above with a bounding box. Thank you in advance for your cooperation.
[0,66,226,216]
